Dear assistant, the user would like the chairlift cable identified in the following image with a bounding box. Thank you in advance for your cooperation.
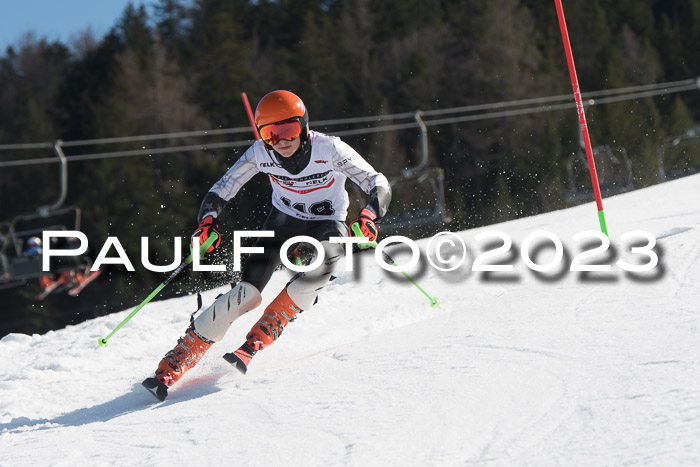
[0,78,697,169]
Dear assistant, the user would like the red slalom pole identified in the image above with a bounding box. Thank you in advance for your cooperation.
[554,0,609,236]
[241,92,261,140]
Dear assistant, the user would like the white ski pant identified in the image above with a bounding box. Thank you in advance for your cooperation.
[193,240,344,343]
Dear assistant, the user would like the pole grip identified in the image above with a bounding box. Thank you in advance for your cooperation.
[350,223,377,249]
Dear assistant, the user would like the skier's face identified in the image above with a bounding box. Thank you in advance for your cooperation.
[273,137,301,158]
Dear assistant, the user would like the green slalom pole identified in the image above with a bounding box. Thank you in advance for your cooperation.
[351,224,440,309]
[598,210,609,237]
[97,233,219,347]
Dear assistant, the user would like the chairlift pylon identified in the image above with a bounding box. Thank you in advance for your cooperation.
[657,125,700,181]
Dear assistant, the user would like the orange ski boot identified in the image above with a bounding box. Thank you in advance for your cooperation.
[143,325,214,401]
[156,325,214,386]
[223,334,264,374]
[223,288,301,374]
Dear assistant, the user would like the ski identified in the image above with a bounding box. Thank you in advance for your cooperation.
[68,269,102,296]
[34,277,65,300]
[223,337,261,374]
[142,377,169,402]
[223,352,250,374]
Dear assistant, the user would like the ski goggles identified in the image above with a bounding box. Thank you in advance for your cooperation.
[259,120,303,146]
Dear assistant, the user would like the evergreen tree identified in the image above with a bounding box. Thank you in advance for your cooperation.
[2,0,700,337]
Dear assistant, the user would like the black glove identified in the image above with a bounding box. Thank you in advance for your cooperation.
[349,208,378,249]
[192,215,222,253]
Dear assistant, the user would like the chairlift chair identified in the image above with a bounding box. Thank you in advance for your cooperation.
[378,111,451,233]
[380,167,452,232]
[0,140,86,290]
[564,118,635,205]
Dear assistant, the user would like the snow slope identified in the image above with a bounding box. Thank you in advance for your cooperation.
[1,175,699,466]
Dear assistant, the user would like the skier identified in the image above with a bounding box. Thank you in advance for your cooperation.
[23,236,43,257]
[23,237,54,292]
[144,90,391,400]
[29,236,102,299]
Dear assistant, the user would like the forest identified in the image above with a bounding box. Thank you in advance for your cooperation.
[1,0,699,336]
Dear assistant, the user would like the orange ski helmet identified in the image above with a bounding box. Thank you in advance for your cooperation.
[255,90,309,146]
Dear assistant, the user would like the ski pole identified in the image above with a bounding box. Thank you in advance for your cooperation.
[380,250,440,308]
[97,233,219,347]
[351,224,439,308]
